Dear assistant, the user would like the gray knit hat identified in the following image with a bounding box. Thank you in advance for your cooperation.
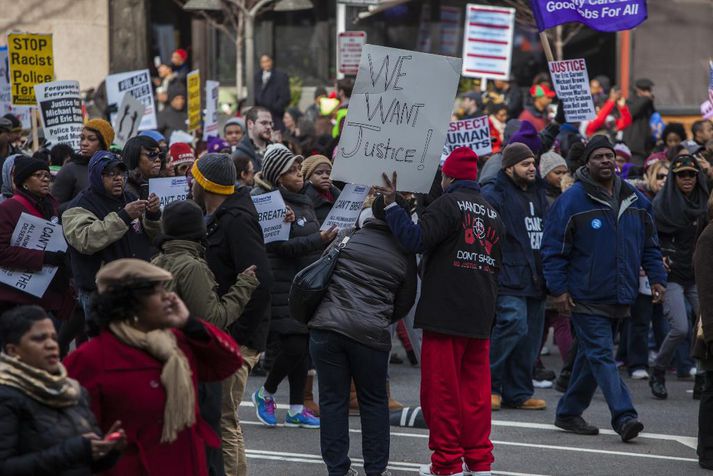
[191,153,236,195]
[539,151,567,178]
[224,117,245,133]
[262,144,302,186]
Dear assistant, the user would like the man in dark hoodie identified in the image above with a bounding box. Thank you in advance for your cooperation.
[189,153,273,476]
[541,135,667,442]
[483,143,549,411]
[622,79,656,165]
[157,82,188,139]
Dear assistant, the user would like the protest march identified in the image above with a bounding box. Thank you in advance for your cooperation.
[1,0,713,475]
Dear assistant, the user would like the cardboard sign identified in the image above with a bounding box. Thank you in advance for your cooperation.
[187,70,201,132]
[441,116,492,164]
[148,176,189,210]
[0,213,67,298]
[548,59,596,122]
[461,5,515,81]
[320,184,370,231]
[106,69,157,130]
[7,33,54,106]
[530,0,647,33]
[113,92,146,148]
[251,191,290,243]
[331,45,461,193]
[34,80,83,150]
[338,32,366,76]
[203,80,220,141]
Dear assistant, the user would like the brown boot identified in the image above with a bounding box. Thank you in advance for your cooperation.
[304,373,320,417]
[349,380,360,416]
[387,382,404,411]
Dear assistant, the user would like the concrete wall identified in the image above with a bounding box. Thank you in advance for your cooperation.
[0,0,109,91]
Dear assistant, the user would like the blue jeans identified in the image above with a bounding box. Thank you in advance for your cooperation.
[490,295,545,405]
[310,329,390,476]
[557,313,638,431]
[618,294,652,373]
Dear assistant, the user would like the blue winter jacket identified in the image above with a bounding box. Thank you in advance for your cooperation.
[541,172,666,305]
[482,170,549,297]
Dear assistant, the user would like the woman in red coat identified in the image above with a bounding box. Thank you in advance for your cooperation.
[0,156,73,317]
[64,258,243,476]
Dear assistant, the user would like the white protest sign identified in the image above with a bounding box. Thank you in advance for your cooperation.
[113,92,146,148]
[702,100,713,121]
[548,59,596,122]
[148,176,189,210]
[105,69,157,130]
[203,80,220,141]
[338,31,366,76]
[441,116,492,164]
[0,46,33,129]
[34,80,83,150]
[320,184,370,231]
[251,191,290,243]
[462,4,515,80]
[332,45,461,193]
[0,213,67,298]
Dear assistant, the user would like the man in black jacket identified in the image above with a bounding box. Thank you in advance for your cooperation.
[254,54,291,132]
[190,153,273,476]
[381,147,503,476]
[622,79,655,165]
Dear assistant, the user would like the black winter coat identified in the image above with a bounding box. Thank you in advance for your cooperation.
[303,182,341,225]
[0,385,117,476]
[266,188,325,335]
[309,219,418,352]
[51,155,90,211]
[205,188,274,352]
[622,95,655,162]
[254,69,291,132]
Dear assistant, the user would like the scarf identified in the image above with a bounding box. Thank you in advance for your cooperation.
[0,353,80,407]
[14,188,57,221]
[652,170,709,235]
[110,320,195,443]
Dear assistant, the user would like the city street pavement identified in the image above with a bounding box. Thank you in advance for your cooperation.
[239,348,706,476]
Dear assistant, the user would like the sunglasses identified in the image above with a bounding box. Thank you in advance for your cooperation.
[675,171,697,178]
[145,150,165,160]
[655,174,667,180]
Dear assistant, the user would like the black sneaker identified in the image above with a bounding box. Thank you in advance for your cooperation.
[617,419,644,442]
[555,371,571,393]
[554,416,599,435]
[389,353,404,365]
[649,369,668,400]
[534,368,556,382]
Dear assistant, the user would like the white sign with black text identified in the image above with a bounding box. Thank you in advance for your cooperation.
[441,115,492,164]
[252,191,290,244]
[106,69,157,130]
[320,184,370,231]
[148,177,189,210]
[34,80,83,150]
[548,59,596,122]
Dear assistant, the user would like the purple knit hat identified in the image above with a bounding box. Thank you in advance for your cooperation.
[508,120,542,156]
[207,136,230,153]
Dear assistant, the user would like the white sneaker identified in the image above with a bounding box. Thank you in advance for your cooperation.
[631,369,649,380]
[533,379,553,389]
[463,462,491,476]
[419,464,464,476]
[540,345,550,356]
[691,367,698,378]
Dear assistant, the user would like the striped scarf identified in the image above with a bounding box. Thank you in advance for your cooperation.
[0,353,80,407]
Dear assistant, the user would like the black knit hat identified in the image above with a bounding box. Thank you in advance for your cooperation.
[583,135,615,162]
[161,200,206,241]
[3,114,22,132]
[13,157,50,188]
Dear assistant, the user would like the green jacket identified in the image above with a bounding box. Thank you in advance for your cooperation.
[151,240,259,329]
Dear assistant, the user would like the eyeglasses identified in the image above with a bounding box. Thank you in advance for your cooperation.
[145,150,164,161]
[675,171,698,178]
[31,171,51,181]
[103,170,127,179]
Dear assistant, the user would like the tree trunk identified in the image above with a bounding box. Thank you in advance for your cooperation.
[245,13,256,106]
[235,12,245,105]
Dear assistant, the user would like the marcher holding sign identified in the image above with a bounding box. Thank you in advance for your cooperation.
[187,70,201,132]
[106,69,157,130]
[548,59,596,123]
[7,33,54,106]
[251,191,291,244]
[149,176,189,210]
[331,44,461,193]
[441,116,493,164]
[34,80,83,150]
[320,183,369,231]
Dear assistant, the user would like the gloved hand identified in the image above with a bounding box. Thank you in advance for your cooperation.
[554,101,566,125]
[43,251,66,267]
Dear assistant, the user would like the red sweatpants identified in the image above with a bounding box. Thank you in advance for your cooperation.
[420,331,494,474]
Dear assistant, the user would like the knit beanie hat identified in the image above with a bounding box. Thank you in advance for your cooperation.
[508,120,542,155]
[614,143,632,162]
[161,200,206,241]
[174,48,188,62]
[262,144,302,186]
[191,153,236,195]
[13,156,50,188]
[442,147,478,181]
[583,135,615,162]
[139,130,166,144]
[207,136,230,153]
[539,151,567,178]
[168,142,195,167]
[85,118,115,150]
[223,117,245,132]
[502,143,535,169]
[3,113,22,132]
[301,154,331,180]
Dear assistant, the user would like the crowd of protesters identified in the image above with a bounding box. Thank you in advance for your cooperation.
[0,45,712,476]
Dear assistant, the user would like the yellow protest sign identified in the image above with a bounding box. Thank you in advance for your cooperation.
[187,70,201,132]
[8,33,54,106]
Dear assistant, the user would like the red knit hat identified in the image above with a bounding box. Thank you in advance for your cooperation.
[442,147,478,181]
[174,48,188,62]
[168,142,195,167]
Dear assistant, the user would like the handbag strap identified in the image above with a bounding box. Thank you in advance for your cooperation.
[336,236,350,250]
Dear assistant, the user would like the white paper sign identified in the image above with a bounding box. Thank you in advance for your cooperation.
[251,191,290,243]
[462,4,515,80]
[0,213,67,298]
[34,80,83,150]
[338,31,366,76]
[702,100,713,121]
[441,116,492,164]
[113,92,146,148]
[106,69,157,130]
[0,46,33,129]
[332,44,461,193]
[320,184,370,231]
[203,80,220,141]
[148,176,189,210]
[548,59,596,122]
